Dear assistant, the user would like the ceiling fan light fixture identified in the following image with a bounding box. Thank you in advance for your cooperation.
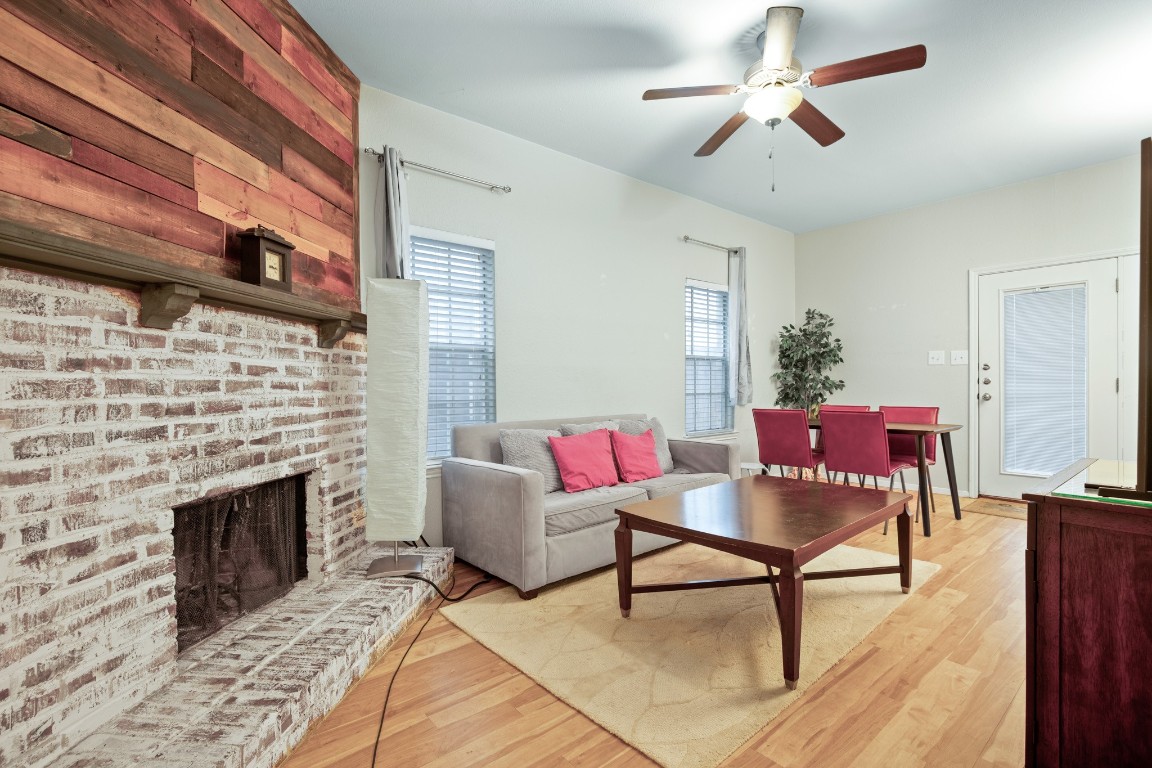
[742,86,803,127]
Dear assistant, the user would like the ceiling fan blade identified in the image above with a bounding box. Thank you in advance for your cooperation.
[761,6,804,72]
[695,112,750,157]
[789,99,845,147]
[643,85,740,100]
[808,44,927,87]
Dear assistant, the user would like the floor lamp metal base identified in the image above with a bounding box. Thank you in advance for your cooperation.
[366,553,424,579]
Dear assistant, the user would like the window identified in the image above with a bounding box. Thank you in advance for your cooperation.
[409,232,496,460]
[1002,284,1087,475]
[684,280,733,435]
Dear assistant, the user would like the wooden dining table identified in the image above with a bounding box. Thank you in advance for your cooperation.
[808,417,963,536]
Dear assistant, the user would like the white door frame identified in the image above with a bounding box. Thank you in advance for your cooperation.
[966,247,1137,498]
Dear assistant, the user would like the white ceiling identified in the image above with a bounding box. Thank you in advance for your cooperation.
[292,0,1152,233]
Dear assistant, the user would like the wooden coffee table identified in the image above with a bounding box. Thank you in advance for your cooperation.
[614,475,913,689]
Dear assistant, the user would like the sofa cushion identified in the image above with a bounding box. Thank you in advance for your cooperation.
[559,420,620,436]
[610,429,663,482]
[618,417,674,473]
[548,429,619,493]
[543,484,648,536]
[499,428,563,493]
[628,471,730,499]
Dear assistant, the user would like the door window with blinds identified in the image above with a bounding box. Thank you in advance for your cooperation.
[685,280,733,435]
[1002,283,1087,475]
[409,232,496,460]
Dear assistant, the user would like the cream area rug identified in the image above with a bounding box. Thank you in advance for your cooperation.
[440,543,940,768]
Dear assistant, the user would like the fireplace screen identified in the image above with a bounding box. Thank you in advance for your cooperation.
[173,474,307,651]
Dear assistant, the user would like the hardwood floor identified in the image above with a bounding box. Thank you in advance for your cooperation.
[279,501,1027,768]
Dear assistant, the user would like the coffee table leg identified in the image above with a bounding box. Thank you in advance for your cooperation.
[615,518,633,618]
[779,568,804,690]
[898,503,912,594]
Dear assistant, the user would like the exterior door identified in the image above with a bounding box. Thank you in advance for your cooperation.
[977,259,1120,498]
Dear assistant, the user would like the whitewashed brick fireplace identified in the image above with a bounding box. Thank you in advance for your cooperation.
[0,266,448,767]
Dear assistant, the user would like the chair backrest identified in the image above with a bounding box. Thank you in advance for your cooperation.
[753,408,818,469]
[878,405,939,462]
[819,410,895,477]
[813,404,870,452]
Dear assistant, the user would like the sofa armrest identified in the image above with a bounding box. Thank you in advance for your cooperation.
[440,457,547,592]
[668,438,739,478]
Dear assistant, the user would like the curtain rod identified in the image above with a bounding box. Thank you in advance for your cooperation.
[681,235,732,252]
[363,147,511,193]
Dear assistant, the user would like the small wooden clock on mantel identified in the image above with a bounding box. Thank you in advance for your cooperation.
[237,225,295,293]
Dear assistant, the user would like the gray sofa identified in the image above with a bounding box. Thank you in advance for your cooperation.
[441,414,739,598]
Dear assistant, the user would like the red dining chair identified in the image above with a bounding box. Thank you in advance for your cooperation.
[819,410,916,533]
[753,408,824,479]
[814,404,871,484]
[879,405,939,522]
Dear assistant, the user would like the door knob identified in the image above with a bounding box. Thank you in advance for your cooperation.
[983,378,991,385]
[982,363,991,371]
[981,393,992,401]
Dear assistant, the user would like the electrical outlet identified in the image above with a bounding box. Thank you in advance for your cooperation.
[927,350,945,365]
[950,350,969,365]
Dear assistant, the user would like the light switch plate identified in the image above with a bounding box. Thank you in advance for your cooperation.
[928,350,945,365]
[950,350,969,365]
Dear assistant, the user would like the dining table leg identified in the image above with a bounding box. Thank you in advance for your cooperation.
[916,435,932,536]
[940,432,962,519]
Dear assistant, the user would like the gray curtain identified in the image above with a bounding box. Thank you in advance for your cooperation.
[374,146,410,279]
[728,247,753,405]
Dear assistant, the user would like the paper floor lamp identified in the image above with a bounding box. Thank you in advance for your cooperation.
[365,278,429,578]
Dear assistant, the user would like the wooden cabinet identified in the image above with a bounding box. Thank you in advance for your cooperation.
[1024,460,1152,766]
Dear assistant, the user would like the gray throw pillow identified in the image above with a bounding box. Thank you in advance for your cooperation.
[617,417,673,473]
[559,420,620,436]
[499,428,563,494]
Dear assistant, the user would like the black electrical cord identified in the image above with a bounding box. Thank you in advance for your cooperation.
[369,571,493,768]
[369,586,442,768]
[400,573,490,603]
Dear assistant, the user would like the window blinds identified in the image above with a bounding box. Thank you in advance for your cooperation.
[409,236,496,459]
[685,282,733,434]
[1002,284,1087,476]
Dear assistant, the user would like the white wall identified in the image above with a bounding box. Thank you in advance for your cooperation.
[359,86,795,545]
[795,155,1141,496]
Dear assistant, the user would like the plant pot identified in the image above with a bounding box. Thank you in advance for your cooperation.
[808,403,821,419]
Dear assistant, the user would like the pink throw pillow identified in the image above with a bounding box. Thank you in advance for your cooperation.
[610,429,663,482]
[548,429,619,493]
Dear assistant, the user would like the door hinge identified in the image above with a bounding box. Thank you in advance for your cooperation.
[1117,277,1120,293]
[1117,377,1121,393]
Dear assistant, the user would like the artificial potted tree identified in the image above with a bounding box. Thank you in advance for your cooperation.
[772,308,845,417]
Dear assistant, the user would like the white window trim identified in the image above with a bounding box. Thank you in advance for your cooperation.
[685,278,724,292]
[411,225,495,254]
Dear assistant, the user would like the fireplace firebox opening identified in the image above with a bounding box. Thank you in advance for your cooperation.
[173,474,308,651]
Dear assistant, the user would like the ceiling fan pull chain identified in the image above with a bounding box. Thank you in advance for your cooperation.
[770,126,776,192]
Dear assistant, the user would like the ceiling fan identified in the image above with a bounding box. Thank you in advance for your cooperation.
[643,6,926,156]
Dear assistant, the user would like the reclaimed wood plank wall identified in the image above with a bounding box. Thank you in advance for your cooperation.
[0,0,360,310]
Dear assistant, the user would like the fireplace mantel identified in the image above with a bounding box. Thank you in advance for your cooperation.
[0,220,368,346]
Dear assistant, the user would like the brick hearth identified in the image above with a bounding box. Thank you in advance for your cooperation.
[55,545,451,768]
[0,267,442,767]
